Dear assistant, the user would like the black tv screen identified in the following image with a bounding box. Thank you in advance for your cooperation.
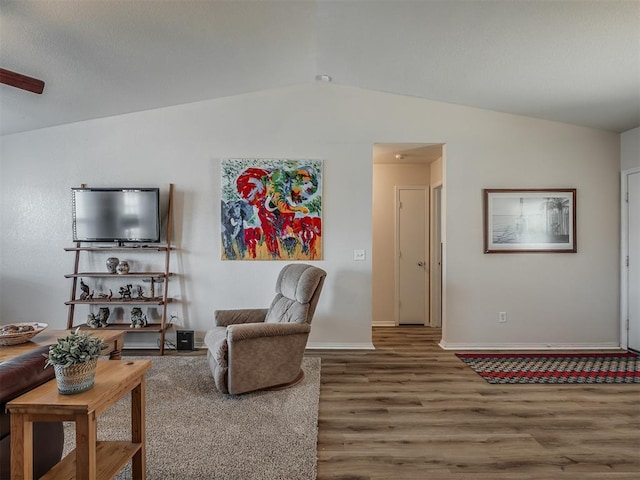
[72,188,161,243]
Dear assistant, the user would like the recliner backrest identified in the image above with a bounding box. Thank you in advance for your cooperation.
[265,264,326,324]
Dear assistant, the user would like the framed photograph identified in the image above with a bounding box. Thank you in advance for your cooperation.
[483,189,576,253]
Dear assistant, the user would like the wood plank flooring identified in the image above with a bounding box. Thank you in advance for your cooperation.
[313,326,640,480]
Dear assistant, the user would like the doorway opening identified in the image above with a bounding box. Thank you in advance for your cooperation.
[372,143,445,330]
[621,167,640,352]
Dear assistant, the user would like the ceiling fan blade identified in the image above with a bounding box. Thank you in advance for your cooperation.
[0,68,45,94]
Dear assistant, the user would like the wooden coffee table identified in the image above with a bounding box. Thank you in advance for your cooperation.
[0,329,125,363]
[8,359,151,480]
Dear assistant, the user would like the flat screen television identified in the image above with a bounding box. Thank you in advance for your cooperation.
[72,188,161,243]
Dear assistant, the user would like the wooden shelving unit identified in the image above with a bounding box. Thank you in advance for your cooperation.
[65,184,175,354]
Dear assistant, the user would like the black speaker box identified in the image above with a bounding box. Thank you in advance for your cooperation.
[176,330,195,351]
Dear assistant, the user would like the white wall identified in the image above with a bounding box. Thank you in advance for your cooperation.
[372,163,430,326]
[621,127,640,171]
[0,83,621,349]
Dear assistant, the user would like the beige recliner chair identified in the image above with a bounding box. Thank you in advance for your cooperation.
[205,263,326,395]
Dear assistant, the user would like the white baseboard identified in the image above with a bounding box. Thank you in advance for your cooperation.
[122,344,165,350]
[121,339,623,352]
[122,340,375,351]
[306,342,375,350]
[372,321,396,327]
[439,340,623,351]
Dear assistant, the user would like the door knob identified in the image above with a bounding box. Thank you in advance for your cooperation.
[417,261,425,267]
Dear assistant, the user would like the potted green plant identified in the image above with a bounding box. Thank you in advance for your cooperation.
[44,327,107,395]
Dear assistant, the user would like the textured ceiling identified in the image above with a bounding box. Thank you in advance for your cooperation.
[1,0,638,136]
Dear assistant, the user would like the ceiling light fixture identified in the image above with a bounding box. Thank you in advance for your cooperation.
[315,74,332,82]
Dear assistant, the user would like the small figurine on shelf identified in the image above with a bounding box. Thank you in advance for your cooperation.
[86,313,100,328]
[130,307,147,328]
[119,284,133,301]
[135,285,147,300]
[86,308,110,328]
[79,278,90,300]
[97,307,110,325]
[97,290,110,300]
[142,277,162,300]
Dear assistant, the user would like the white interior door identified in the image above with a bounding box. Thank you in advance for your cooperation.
[396,187,428,325]
[627,171,640,351]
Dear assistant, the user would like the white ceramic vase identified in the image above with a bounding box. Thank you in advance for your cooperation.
[116,261,130,274]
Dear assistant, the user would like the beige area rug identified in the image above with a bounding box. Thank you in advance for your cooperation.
[63,356,321,479]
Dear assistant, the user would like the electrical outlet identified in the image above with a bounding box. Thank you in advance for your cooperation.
[354,249,366,261]
[499,312,507,323]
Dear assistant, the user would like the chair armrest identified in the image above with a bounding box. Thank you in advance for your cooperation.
[214,308,268,327]
[224,322,311,394]
[227,322,310,341]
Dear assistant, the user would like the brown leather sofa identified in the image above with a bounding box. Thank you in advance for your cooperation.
[0,345,64,478]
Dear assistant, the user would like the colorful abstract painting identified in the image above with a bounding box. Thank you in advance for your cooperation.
[221,159,323,260]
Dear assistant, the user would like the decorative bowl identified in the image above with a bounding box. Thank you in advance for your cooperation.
[0,322,48,346]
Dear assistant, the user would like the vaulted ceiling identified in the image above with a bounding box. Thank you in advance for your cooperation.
[1,0,638,136]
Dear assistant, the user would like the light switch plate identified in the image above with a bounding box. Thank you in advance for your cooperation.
[354,249,366,261]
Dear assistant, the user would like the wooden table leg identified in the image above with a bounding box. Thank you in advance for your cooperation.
[10,413,32,480]
[76,411,98,480]
[131,376,146,479]
[105,337,122,360]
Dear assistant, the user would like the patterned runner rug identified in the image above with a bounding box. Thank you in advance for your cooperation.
[456,351,640,384]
